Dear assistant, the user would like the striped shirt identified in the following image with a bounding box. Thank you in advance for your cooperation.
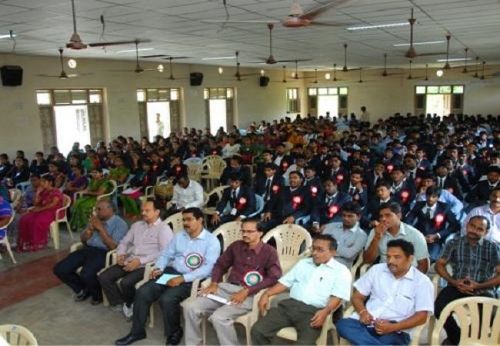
[441,236,499,295]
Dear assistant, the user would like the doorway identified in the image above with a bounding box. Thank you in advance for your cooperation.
[426,94,451,118]
[208,99,227,135]
[54,105,91,155]
[317,95,339,118]
[146,101,170,141]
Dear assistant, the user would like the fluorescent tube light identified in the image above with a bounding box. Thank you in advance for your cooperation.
[436,57,472,62]
[346,22,408,31]
[393,40,445,47]
[202,56,235,61]
[117,47,154,54]
[0,33,16,40]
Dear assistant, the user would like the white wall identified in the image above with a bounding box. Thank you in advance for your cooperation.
[0,52,499,158]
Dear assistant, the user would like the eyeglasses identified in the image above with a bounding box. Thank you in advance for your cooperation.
[241,229,258,234]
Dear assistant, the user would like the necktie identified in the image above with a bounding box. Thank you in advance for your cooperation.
[264,179,271,199]
[373,175,379,185]
[231,190,237,202]
[349,187,356,195]
[410,171,414,179]
[424,207,431,219]
[438,178,444,189]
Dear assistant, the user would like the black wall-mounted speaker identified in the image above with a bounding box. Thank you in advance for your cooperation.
[1,65,23,86]
[259,76,270,87]
[190,72,203,86]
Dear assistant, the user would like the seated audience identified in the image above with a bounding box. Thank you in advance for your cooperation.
[17,175,64,252]
[434,215,499,345]
[70,167,113,231]
[364,202,430,273]
[336,239,434,346]
[183,218,282,345]
[340,168,367,208]
[323,201,367,267]
[29,151,49,176]
[6,157,30,188]
[98,199,173,318]
[108,156,130,185]
[211,173,256,226]
[47,161,66,189]
[53,199,128,304]
[465,165,499,208]
[0,153,12,180]
[0,195,13,240]
[251,234,351,345]
[461,187,499,245]
[220,155,252,187]
[115,208,220,346]
[405,187,460,261]
[311,177,352,230]
[168,174,204,214]
[64,165,88,197]
[120,159,157,217]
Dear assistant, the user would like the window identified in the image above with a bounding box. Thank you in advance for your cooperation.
[308,87,348,117]
[286,88,300,113]
[35,89,104,155]
[137,88,181,140]
[414,85,464,117]
[204,87,235,135]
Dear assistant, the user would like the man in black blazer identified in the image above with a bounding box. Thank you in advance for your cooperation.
[390,165,416,216]
[435,163,464,201]
[219,155,252,187]
[254,163,284,198]
[364,161,390,195]
[361,180,396,230]
[340,167,367,208]
[465,165,500,208]
[310,177,352,232]
[405,187,460,262]
[211,173,256,226]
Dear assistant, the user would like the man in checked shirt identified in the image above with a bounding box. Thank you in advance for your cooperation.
[183,218,282,345]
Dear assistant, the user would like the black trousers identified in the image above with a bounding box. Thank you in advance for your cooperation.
[53,245,107,300]
[98,264,145,306]
[130,267,192,338]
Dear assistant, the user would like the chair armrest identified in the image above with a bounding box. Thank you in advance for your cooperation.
[54,205,67,222]
[70,242,84,253]
[409,315,430,346]
[74,191,85,200]
[106,249,117,267]
[135,262,155,289]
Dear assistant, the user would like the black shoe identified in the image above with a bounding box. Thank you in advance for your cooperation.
[115,333,146,345]
[90,297,103,305]
[166,328,183,346]
[74,290,90,302]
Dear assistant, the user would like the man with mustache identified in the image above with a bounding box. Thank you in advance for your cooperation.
[434,215,500,345]
[336,239,434,345]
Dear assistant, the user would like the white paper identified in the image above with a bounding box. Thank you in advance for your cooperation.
[155,273,180,285]
[206,294,230,305]
[122,187,141,195]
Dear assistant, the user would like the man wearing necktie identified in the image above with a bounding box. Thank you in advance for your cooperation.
[311,177,352,232]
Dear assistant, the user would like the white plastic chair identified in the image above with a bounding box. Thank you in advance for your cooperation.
[200,155,226,190]
[262,224,313,273]
[0,212,16,264]
[248,194,264,218]
[49,194,73,250]
[186,162,202,182]
[202,185,229,217]
[15,181,31,193]
[212,221,242,251]
[0,324,37,346]
[431,296,500,346]
[163,212,184,233]
[8,189,22,209]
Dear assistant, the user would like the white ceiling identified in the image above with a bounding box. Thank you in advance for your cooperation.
[0,0,499,71]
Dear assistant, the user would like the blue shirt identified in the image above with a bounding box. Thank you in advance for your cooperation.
[155,229,220,283]
[0,197,13,239]
[279,257,352,308]
[86,215,128,250]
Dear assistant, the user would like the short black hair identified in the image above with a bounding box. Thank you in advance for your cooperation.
[341,201,362,215]
[313,234,338,250]
[243,218,264,232]
[375,180,392,190]
[425,186,440,198]
[182,207,204,220]
[145,198,164,211]
[263,163,278,170]
[469,215,491,230]
[289,170,304,180]
[379,201,402,215]
[387,239,414,257]
[40,174,55,185]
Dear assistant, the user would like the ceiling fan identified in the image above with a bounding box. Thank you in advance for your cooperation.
[110,40,159,74]
[37,48,88,79]
[203,0,352,28]
[381,53,404,77]
[253,23,311,65]
[341,43,361,72]
[403,8,446,59]
[66,0,151,50]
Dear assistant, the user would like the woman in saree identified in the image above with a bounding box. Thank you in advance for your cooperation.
[119,159,157,217]
[70,167,112,231]
[64,165,88,198]
[108,156,130,185]
[17,174,64,252]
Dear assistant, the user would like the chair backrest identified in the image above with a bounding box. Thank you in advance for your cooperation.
[186,163,202,182]
[212,221,242,251]
[56,194,72,220]
[431,296,500,346]
[248,194,264,218]
[262,224,312,273]
[0,324,38,346]
[164,212,184,233]
[201,155,226,175]
[8,189,22,208]
[204,185,229,207]
[350,250,364,279]
[183,157,203,165]
[15,181,31,193]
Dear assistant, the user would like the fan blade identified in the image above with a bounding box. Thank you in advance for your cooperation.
[417,51,446,57]
[161,56,189,60]
[311,21,352,27]
[275,58,311,63]
[140,54,168,58]
[300,0,351,20]
[202,19,280,24]
[88,39,151,47]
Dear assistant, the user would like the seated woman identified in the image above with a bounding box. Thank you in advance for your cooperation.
[64,165,88,198]
[108,156,130,185]
[70,167,113,231]
[47,161,67,189]
[17,175,64,252]
[6,157,30,188]
[119,159,157,217]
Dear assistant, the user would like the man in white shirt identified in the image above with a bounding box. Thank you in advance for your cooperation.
[251,234,352,345]
[323,201,367,268]
[336,239,434,345]
[169,175,204,212]
[98,199,173,318]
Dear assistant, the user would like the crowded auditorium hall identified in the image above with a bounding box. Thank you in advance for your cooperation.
[0,0,499,345]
